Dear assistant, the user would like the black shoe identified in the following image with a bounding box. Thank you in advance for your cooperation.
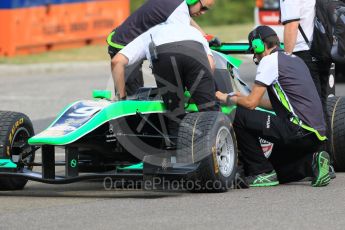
[311,151,331,187]
[246,170,279,187]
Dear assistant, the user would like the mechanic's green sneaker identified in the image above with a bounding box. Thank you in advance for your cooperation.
[246,170,279,187]
[329,165,336,179]
[312,151,331,187]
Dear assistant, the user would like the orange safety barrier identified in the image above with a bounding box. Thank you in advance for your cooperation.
[0,0,130,56]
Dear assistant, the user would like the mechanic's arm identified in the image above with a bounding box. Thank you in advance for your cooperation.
[236,84,272,110]
[111,34,146,99]
[216,84,272,110]
[202,38,216,72]
[111,54,129,99]
[258,97,272,110]
[208,54,216,73]
[191,18,206,36]
[283,21,299,53]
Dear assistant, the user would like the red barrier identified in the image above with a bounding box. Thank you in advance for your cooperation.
[0,0,130,56]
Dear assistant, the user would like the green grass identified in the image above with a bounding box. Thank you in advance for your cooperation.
[0,24,253,65]
[0,45,110,64]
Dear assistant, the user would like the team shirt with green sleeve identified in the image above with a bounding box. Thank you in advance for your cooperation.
[255,51,326,138]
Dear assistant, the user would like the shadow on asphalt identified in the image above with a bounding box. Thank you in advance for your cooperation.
[0,183,185,199]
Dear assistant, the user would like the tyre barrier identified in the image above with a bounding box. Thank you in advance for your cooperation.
[0,0,130,56]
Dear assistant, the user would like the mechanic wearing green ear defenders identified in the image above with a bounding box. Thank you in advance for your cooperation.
[108,0,219,97]
[216,26,331,188]
[249,28,269,65]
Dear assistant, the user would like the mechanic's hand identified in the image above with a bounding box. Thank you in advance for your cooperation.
[216,91,240,104]
[230,92,241,104]
[205,34,222,47]
[215,91,228,103]
[234,91,243,97]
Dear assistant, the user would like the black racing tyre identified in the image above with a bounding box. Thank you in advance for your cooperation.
[176,112,237,192]
[327,96,345,171]
[0,111,35,190]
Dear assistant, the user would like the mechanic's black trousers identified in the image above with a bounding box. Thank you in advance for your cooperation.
[234,106,323,184]
[152,41,219,115]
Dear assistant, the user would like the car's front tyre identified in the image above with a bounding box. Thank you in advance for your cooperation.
[0,111,35,190]
[177,112,238,192]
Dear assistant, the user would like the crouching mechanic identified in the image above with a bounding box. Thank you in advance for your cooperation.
[216,26,331,187]
[107,0,220,96]
[112,22,219,115]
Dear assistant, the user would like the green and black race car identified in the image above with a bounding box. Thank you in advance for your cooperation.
[0,44,344,192]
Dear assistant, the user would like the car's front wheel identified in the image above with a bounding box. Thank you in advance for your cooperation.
[0,111,35,190]
[177,112,237,192]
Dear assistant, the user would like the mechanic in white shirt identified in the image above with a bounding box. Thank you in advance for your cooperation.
[280,0,315,53]
[107,0,219,96]
[280,0,335,177]
[112,23,219,115]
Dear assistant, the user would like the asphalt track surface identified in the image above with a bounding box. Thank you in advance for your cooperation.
[1,58,345,230]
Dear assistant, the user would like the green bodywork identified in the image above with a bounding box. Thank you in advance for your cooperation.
[28,99,238,146]
[29,100,166,146]
[118,162,144,171]
[93,90,112,100]
[212,43,250,53]
[217,52,243,69]
[212,43,285,54]
[0,159,17,169]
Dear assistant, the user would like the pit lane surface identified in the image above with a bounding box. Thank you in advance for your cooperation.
[1,59,345,230]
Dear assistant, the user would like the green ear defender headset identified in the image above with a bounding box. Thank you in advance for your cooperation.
[186,0,199,6]
[251,30,265,54]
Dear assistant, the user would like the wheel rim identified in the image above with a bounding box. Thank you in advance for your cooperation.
[216,126,235,177]
[10,127,34,169]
